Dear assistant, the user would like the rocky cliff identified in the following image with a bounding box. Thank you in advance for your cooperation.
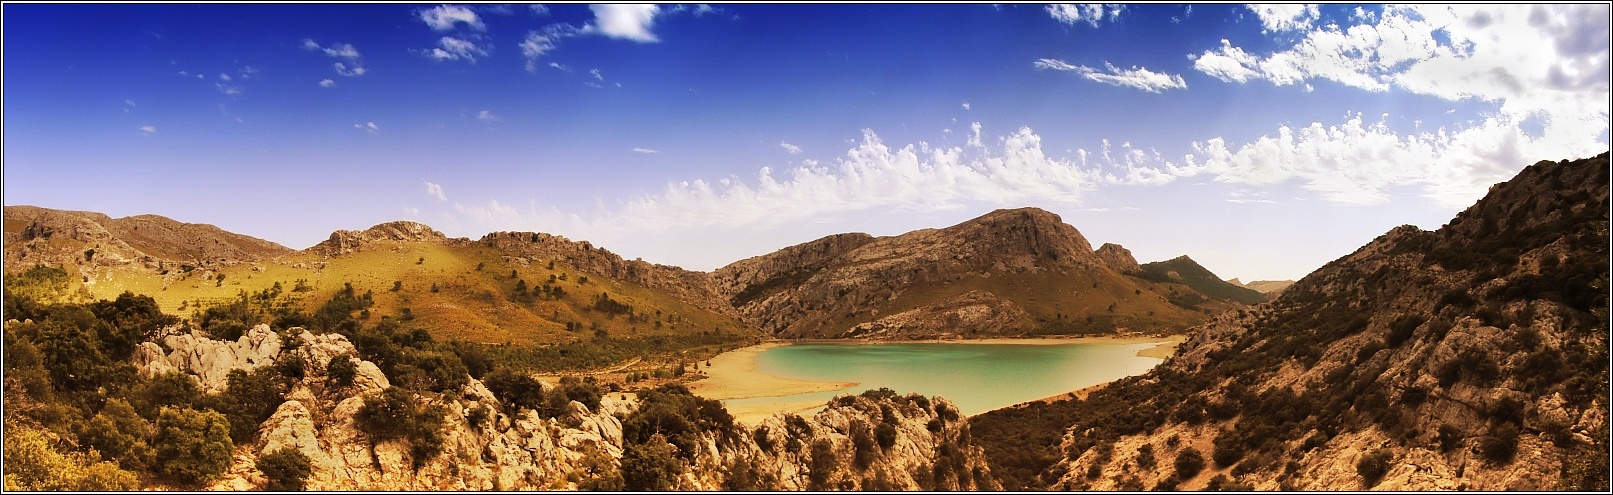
[978,153,1608,491]
[306,221,468,257]
[712,208,1211,339]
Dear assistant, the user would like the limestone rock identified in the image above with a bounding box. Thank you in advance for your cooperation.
[1095,242,1140,273]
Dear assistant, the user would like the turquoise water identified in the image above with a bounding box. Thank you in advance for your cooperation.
[721,341,1164,416]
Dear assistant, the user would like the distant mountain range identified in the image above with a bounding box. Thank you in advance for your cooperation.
[4,205,1269,342]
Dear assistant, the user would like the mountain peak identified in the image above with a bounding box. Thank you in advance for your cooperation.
[309,220,449,256]
[1095,243,1141,273]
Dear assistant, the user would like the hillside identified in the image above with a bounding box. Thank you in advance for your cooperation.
[712,208,1220,339]
[1136,255,1267,305]
[1230,279,1295,294]
[973,153,1610,490]
[3,206,290,270]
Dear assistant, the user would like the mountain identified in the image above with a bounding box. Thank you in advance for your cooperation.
[973,153,1610,491]
[3,205,291,269]
[713,207,1217,339]
[1229,279,1296,295]
[1094,243,1141,273]
[1137,255,1268,305]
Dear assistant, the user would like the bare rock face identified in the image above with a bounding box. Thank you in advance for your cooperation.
[841,290,1033,340]
[1095,243,1141,273]
[308,221,458,257]
[136,324,283,393]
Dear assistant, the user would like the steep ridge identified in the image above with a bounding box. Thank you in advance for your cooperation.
[713,207,1212,339]
[1094,243,1141,273]
[1137,255,1267,305]
[3,205,291,269]
[973,153,1610,491]
[306,221,466,257]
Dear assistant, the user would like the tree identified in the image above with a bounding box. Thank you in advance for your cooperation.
[152,407,235,486]
[3,420,138,491]
[1174,447,1206,479]
[214,368,287,443]
[78,398,152,472]
[327,355,357,388]
[258,447,313,491]
[621,437,681,491]
[483,368,544,414]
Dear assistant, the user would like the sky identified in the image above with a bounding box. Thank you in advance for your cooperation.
[4,3,1609,282]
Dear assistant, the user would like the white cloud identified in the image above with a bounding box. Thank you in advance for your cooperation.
[355,121,379,133]
[319,78,336,88]
[419,4,485,31]
[780,142,803,154]
[216,83,241,96]
[1192,4,1610,146]
[1248,4,1320,32]
[123,99,135,112]
[219,73,232,81]
[632,147,660,154]
[1046,4,1125,28]
[1035,59,1188,92]
[529,4,550,16]
[305,40,367,77]
[590,68,604,81]
[590,4,663,42]
[425,181,447,201]
[137,125,156,135]
[476,110,499,121]
[962,101,971,110]
[549,62,571,72]
[403,207,420,217]
[425,36,491,62]
[521,24,586,70]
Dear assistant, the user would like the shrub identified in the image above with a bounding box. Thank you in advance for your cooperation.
[326,355,357,388]
[809,438,838,490]
[2,421,139,491]
[482,368,545,414]
[258,446,313,491]
[214,368,287,443]
[77,398,152,472]
[1356,448,1393,487]
[875,422,898,451]
[1174,447,1206,479]
[1136,443,1156,469]
[152,407,235,486]
[354,387,448,469]
[1437,424,1462,453]
[1386,314,1425,348]
[1478,423,1520,465]
[621,438,680,491]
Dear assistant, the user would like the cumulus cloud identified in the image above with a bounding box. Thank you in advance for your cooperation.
[305,39,368,77]
[1191,4,1609,147]
[319,78,336,88]
[591,4,663,42]
[425,36,491,62]
[419,4,485,31]
[425,181,447,201]
[1248,4,1320,32]
[1046,4,1125,27]
[476,110,498,121]
[1035,59,1188,92]
[137,125,156,135]
[780,142,803,154]
[355,121,379,133]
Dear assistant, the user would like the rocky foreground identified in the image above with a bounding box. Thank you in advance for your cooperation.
[130,324,998,490]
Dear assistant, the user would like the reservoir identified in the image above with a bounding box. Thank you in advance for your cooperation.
[709,340,1167,419]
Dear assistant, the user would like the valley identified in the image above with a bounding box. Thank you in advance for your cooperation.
[3,153,1607,491]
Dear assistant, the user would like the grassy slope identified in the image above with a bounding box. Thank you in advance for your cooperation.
[79,241,754,347]
[1137,257,1266,305]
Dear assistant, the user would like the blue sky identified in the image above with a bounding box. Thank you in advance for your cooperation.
[5,4,1609,281]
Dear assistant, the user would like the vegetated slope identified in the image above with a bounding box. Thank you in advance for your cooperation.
[713,207,1215,339]
[69,220,756,353]
[973,153,1610,491]
[1137,255,1267,305]
[1231,279,1296,294]
[3,205,290,270]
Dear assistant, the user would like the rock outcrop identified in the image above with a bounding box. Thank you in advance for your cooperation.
[1094,243,1140,273]
[135,324,285,393]
[307,221,464,257]
[1006,153,1609,491]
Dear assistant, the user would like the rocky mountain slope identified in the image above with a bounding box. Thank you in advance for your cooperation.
[974,153,1610,491]
[712,208,1222,339]
[3,206,290,270]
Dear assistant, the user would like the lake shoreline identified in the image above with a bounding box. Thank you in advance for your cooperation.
[689,335,1186,425]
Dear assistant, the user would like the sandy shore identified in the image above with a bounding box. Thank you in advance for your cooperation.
[684,342,859,401]
[1003,334,1188,410]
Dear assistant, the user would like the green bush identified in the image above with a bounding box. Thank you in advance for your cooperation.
[875,422,898,451]
[152,407,235,486]
[214,368,287,443]
[620,438,681,491]
[258,446,313,491]
[354,387,448,470]
[77,398,152,472]
[1478,423,1520,465]
[483,368,545,414]
[326,355,357,388]
[809,438,838,490]
[1174,447,1206,479]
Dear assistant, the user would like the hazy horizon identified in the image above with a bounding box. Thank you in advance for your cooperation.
[5,4,1608,281]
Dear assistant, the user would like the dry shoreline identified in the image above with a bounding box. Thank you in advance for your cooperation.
[688,335,1186,423]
